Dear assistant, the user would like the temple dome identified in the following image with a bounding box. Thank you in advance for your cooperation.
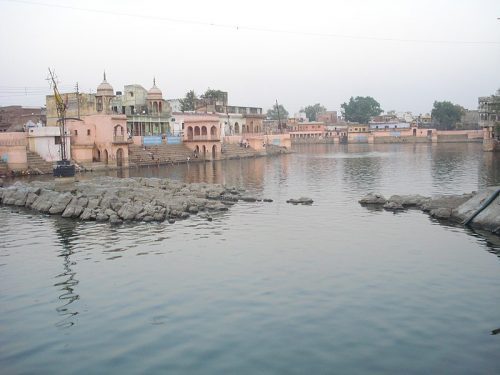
[147,78,163,100]
[96,72,114,96]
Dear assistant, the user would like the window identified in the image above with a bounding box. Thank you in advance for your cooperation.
[75,130,78,136]
[55,136,61,144]
[87,129,91,136]
[129,92,134,97]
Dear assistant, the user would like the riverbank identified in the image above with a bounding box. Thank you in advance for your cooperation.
[359,187,500,235]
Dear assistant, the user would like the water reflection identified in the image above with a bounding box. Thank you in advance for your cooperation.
[52,217,80,328]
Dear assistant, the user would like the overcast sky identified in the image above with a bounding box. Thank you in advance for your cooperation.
[0,0,499,115]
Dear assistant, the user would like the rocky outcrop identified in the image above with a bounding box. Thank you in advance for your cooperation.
[359,188,500,235]
[0,177,272,225]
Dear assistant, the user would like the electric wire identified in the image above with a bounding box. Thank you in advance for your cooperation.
[2,0,499,45]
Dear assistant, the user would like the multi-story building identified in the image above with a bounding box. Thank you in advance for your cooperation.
[111,80,172,136]
[479,89,500,151]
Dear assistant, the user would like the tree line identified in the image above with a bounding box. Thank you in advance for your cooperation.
[178,89,465,130]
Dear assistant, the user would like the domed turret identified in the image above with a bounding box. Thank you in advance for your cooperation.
[96,71,114,97]
[147,78,163,100]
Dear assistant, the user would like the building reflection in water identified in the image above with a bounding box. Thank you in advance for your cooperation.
[52,217,80,328]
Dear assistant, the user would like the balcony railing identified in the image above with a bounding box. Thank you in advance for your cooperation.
[113,135,133,144]
[185,135,220,141]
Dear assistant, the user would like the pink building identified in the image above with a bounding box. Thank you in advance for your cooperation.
[66,114,130,168]
[182,114,221,160]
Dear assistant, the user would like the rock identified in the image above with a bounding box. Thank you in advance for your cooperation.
[95,212,109,222]
[207,190,221,199]
[48,193,73,215]
[80,208,96,221]
[109,214,122,225]
[241,196,258,202]
[263,198,273,203]
[430,208,452,219]
[0,178,3,187]
[388,194,427,207]
[168,218,175,224]
[359,193,386,205]
[287,197,314,205]
[143,215,154,222]
[383,201,404,211]
[153,212,165,222]
[188,205,199,214]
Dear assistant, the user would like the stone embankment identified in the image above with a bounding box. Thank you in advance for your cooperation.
[359,187,500,235]
[0,177,270,224]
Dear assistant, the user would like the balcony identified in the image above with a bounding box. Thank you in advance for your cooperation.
[185,135,220,142]
[113,135,133,144]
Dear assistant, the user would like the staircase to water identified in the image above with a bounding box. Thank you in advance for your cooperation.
[128,144,196,167]
[27,151,53,174]
[221,143,261,159]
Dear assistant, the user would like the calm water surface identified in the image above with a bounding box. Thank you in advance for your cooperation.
[1,143,500,374]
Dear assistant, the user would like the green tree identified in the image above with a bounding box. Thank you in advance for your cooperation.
[266,103,289,121]
[304,103,326,121]
[180,90,198,112]
[341,96,382,124]
[431,101,464,130]
[201,88,226,102]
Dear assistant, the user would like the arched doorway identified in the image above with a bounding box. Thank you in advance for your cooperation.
[187,126,193,141]
[212,145,217,159]
[202,145,206,159]
[210,126,217,137]
[234,122,239,134]
[103,149,109,165]
[116,148,124,167]
[201,126,208,136]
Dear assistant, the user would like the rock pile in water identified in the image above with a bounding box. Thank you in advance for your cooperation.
[359,188,500,235]
[0,177,267,224]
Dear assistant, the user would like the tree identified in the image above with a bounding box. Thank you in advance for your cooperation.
[304,103,326,121]
[341,96,382,124]
[201,88,226,103]
[431,101,463,130]
[180,90,198,112]
[266,103,289,121]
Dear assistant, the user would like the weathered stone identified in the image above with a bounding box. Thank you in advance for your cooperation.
[383,201,404,211]
[388,194,427,207]
[188,205,199,214]
[263,198,273,203]
[359,193,386,205]
[48,193,73,215]
[109,214,122,225]
[96,212,109,222]
[80,208,96,221]
[430,208,452,219]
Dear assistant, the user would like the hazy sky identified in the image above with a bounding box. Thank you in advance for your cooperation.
[0,0,499,115]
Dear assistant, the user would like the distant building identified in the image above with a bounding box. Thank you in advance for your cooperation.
[317,111,338,125]
[0,106,45,132]
[479,89,500,151]
[457,110,479,130]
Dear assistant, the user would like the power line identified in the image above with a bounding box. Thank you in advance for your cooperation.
[2,0,499,45]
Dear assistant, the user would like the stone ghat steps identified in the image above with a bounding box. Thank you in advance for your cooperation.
[128,144,196,166]
[27,151,53,174]
[221,143,261,159]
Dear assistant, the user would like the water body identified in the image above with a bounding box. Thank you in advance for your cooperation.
[1,143,499,374]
